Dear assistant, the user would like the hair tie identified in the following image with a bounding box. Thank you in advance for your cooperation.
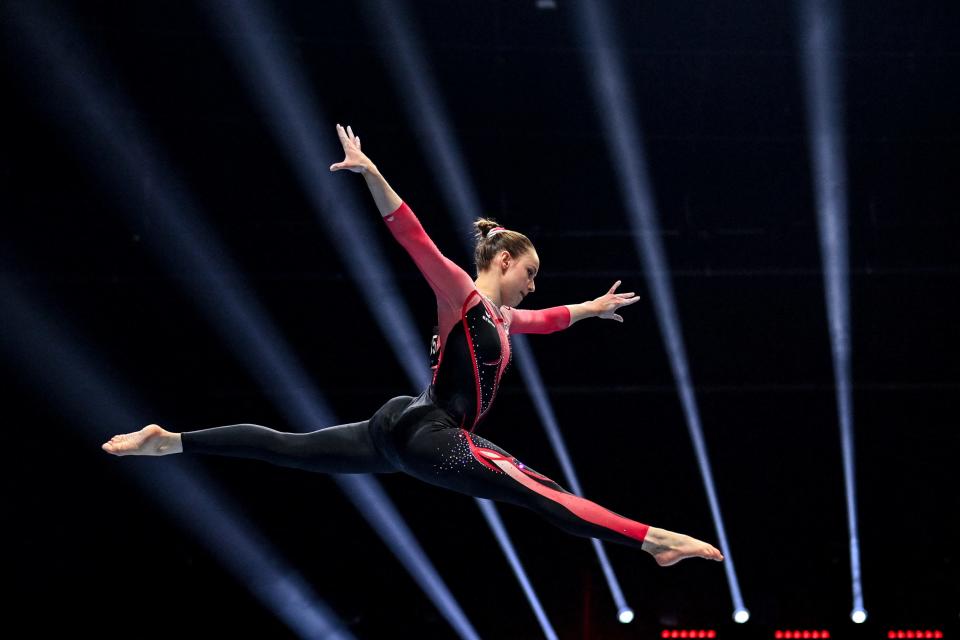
[487,226,507,238]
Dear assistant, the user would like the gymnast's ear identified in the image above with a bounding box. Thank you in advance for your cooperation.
[497,250,513,273]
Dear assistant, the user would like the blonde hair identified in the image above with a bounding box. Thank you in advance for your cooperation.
[473,218,534,272]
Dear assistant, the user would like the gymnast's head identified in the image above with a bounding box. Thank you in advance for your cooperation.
[473,218,539,307]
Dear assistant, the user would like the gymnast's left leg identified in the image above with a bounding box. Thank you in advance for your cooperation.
[397,425,724,567]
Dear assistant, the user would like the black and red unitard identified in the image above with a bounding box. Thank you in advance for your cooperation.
[182,202,650,549]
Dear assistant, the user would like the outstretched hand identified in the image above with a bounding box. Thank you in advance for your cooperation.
[329,123,372,174]
[592,280,641,322]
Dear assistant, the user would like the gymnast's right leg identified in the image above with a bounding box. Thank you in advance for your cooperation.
[101,421,395,474]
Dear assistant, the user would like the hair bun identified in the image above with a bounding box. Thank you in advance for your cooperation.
[473,218,501,240]
[472,217,534,273]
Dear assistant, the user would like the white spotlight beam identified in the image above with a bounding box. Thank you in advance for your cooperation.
[5,5,478,638]
[206,0,431,390]
[361,0,484,251]
[0,279,354,640]
[475,499,559,640]
[797,0,864,619]
[570,0,746,616]
[362,0,632,624]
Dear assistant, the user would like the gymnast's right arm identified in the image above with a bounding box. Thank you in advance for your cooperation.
[329,123,401,216]
[329,123,474,303]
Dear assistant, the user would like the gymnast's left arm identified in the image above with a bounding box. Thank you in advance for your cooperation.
[565,280,640,326]
[507,280,640,333]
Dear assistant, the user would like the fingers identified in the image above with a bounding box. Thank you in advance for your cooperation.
[336,123,358,150]
[607,280,621,294]
[617,295,641,306]
[333,123,362,171]
[613,314,624,323]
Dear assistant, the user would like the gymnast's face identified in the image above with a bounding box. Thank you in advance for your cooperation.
[498,249,539,307]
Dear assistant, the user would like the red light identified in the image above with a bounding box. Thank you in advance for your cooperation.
[803,632,811,639]
[671,632,679,639]
[812,632,821,639]
[662,633,669,639]
[680,631,688,639]
[889,631,944,640]
[698,632,706,639]
[823,632,831,639]
[776,633,784,639]
[708,632,716,639]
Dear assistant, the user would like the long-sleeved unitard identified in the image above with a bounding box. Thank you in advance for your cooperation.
[181,201,650,549]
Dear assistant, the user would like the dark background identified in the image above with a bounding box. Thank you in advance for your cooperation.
[3,1,958,638]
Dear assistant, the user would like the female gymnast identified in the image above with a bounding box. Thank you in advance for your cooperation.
[103,124,724,568]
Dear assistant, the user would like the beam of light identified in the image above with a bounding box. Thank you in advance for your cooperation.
[512,338,631,614]
[4,6,478,638]
[0,277,354,640]
[362,0,631,624]
[797,0,864,621]
[205,1,430,390]
[569,0,746,617]
[475,499,558,640]
[203,1,555,636]
[358,0,482,263]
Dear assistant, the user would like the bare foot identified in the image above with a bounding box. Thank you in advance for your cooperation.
[642,527,725,567]
[101,424,182,456]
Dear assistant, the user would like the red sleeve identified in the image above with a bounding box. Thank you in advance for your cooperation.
[382,201,475,306]
[504,305,572,335]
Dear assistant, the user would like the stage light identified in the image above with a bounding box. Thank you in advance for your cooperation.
[851,609,867,624]
[888,631,943,639]
[618,607,634,624]
[203,0,429,389]
[798,0,865,620]
[571,0,745,621]
[475,499,558,640]
[734,609,750,624]
[661,631,716,639]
